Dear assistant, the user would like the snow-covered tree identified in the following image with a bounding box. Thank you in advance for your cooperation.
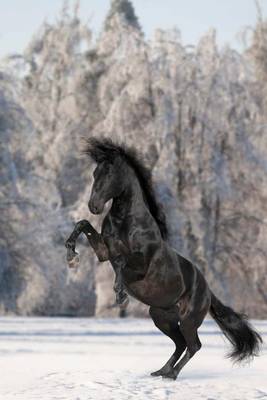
[1,0,267,317]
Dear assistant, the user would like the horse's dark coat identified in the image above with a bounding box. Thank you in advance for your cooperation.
[65,138,262,380]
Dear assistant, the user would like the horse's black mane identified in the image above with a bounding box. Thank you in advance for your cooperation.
[84,137,168,240]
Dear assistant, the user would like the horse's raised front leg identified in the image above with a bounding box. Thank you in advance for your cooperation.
[65,220,129,308]
[65,219,109,268]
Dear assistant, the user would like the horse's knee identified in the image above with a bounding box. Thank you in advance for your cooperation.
[76,220,88,229]
[190,340,201,355]
[188,344,201,359]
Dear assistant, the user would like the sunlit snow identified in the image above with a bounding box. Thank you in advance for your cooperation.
[0,317,266,400]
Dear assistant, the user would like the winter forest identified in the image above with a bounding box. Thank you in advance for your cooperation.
[1,0,267,319]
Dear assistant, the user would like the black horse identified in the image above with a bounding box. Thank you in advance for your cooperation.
[65,137,262,380]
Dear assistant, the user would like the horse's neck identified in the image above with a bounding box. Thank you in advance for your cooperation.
[110,174,145,221]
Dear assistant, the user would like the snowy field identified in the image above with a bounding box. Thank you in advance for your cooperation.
[0,317,266,400]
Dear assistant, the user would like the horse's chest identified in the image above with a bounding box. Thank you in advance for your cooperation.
[103,217,140,255]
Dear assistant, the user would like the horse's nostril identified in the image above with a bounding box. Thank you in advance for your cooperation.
[89,195,104,214]
[89,200,99,214]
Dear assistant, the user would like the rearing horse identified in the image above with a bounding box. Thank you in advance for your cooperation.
[65,137,262,380]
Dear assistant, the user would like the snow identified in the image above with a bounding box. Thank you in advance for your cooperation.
[0,317,266,400]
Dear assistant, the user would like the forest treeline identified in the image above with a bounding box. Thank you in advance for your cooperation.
[0,0,267,317]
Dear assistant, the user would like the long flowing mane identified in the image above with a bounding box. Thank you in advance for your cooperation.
[84,137,168,240]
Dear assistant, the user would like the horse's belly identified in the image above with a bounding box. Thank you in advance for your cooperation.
[122,244,185,308]
[124,274,182,308]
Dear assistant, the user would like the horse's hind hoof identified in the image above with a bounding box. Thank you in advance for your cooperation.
[151,367,172,377]
[151,370,163,377]
[162,371,177,381]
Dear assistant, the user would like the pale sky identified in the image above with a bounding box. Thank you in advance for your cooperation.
[0,0,266,57]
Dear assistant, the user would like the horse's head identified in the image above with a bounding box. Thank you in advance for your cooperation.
[89,157,126,214]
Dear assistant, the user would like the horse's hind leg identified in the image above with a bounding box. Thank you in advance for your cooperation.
[163,319,202,380]
[164,287,211,380]
[149,306,186,377]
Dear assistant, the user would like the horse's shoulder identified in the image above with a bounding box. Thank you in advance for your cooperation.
[101,213,112,235]
[101,212,121,237]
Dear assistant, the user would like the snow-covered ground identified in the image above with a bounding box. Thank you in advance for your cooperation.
[0,317,266,400]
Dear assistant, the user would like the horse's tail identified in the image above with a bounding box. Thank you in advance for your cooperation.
[209,292,262,363]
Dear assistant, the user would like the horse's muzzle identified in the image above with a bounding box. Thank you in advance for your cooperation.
[88,197,104,215]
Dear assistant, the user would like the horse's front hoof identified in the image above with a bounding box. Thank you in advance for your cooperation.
[119,296,129,309]
[68,256,79,269]
[116,293,129,308]
[67,250,80,269]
